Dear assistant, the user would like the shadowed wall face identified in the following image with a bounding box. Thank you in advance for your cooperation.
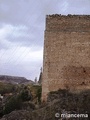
[42,15,90,101]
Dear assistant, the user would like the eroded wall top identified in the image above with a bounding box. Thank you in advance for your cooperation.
[46,14,90,32]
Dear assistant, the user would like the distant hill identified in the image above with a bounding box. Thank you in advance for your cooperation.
[0,75,34,84]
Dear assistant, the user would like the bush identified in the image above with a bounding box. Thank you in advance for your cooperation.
[19,89,32,102]
[36,86,42,104]
[3,96,22,114]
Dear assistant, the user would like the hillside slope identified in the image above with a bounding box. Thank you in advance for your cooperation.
[0,75,34,84]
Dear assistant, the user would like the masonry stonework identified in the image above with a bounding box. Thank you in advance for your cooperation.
[42,14,90,101]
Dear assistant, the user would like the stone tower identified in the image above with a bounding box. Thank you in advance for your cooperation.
[42,14,90,101]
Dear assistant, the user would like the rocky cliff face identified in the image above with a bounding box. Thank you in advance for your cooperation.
[0,75,34,84]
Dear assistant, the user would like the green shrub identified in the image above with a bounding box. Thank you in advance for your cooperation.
[3,96,22,114]
[19,89,32,102]
[36,86,42,104]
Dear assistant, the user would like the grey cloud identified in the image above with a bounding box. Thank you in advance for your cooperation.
[61,0,90,14]
[7,36,43,47]
[0,42,8,50]
[0,0,42,25]
[6,24,44,47]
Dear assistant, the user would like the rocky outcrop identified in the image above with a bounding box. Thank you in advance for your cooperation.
[1,89,90,120]
[0,110,31,120]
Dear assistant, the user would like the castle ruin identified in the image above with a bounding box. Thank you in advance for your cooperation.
[42,14,90,101]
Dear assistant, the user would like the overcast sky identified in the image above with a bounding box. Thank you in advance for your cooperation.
[0,0,90,80]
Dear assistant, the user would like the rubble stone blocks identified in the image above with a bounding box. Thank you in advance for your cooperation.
[42,14,90,101]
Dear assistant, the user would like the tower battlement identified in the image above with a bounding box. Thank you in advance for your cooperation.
[46,14,90,32]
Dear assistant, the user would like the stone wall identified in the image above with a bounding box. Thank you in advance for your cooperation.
[42,14,90,101]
